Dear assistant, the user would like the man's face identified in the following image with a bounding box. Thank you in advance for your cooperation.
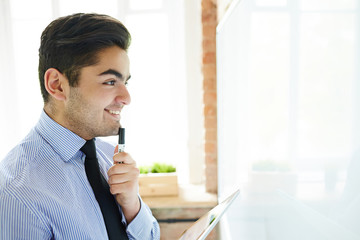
[63,46,131,140]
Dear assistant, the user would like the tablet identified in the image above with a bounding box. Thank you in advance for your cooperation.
[178,189,240,240]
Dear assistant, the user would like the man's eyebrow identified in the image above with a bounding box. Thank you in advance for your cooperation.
[98,69,130,80]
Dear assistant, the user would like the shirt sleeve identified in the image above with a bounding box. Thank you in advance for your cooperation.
[123,197,160,240]
[0,192,52,239]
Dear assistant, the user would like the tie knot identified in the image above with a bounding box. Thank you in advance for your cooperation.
[80,139,97,159]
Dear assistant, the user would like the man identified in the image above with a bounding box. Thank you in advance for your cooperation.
[0,13,160,239]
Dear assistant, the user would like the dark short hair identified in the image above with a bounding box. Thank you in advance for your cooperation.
[38,13,131,103]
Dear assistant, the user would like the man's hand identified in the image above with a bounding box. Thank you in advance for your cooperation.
[107,146,140,223]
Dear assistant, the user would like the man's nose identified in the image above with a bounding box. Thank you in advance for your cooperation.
[115,85,131,105]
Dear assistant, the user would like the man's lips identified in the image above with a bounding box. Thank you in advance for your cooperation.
[105,109,121,115]
[105,109,121,119]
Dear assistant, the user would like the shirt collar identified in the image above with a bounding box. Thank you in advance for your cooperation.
[35,110,86,162]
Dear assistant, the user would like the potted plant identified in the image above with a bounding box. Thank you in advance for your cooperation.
[138,163,178,197]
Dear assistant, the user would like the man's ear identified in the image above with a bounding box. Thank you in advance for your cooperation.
[44,68,68,101]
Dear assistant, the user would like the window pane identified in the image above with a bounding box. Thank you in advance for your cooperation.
[300,0,356,11]
[10,0,52,19]
[130,0,163,10]
[298,13,355,161]
[256,0,287,7]
[123,13,188,170]
[59,0,118,16]
[12,20,44,134]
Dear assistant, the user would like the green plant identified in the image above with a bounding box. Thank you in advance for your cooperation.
[139,162,176,174]
[139,165,151,174]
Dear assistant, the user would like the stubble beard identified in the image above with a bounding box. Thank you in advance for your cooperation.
[65,88,119,139]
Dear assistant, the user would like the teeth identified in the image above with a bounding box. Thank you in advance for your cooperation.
[108,110,120,115]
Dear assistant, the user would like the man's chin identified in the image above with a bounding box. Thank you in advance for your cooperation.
[101,125,121,137]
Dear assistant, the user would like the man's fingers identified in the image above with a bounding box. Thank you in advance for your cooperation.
[108,169,140,184]
[112,152,134,165]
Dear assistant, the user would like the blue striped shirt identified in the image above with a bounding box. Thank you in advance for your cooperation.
[0,110,160,239]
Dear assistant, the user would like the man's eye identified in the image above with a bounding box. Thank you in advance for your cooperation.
[104,80,116,85]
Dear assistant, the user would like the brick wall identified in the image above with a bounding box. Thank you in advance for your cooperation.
[202,0,218,194]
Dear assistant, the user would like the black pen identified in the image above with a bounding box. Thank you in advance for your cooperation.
[118,128,125,153]
[117,128,125,164]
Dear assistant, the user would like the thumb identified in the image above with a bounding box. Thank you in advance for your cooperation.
[114,145,119,154]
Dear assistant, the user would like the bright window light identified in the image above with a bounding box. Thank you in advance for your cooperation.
[0,0,189,183]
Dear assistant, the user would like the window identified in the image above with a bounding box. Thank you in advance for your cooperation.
[0,0,201,184]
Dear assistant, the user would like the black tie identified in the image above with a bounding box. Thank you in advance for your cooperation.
[81,139,129,240]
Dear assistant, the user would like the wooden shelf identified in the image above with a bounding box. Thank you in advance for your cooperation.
[142,184,217,209]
